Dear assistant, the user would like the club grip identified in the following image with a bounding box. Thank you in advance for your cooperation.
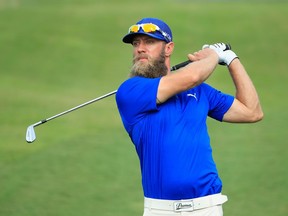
[225,43,231,51]
[170,60,192,71]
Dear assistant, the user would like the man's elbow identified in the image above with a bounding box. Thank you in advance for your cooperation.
[249,109,264,123]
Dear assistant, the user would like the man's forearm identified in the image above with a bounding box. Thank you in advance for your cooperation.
[228,59,263,120]
[157,49,218,103]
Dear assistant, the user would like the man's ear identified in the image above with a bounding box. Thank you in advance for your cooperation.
[165,42,174,57]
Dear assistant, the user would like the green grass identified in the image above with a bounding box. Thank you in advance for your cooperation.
[0,0,287,215]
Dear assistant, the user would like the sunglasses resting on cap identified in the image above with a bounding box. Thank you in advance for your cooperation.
[122,18,173,44]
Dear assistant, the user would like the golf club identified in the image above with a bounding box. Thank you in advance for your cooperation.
[25,60,192,143]
[26,43,232,143]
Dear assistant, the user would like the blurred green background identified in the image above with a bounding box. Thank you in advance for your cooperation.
[0,0,287,215]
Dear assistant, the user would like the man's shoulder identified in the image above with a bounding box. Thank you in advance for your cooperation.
[118,77,161,92]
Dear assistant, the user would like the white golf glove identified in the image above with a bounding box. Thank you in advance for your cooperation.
[202,43,238,66]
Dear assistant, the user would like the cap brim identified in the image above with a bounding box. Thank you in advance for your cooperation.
[122,32,167,44]
[122,32,140,43]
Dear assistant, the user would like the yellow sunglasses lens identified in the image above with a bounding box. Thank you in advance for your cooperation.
[142,24,157,33]
[129,25,139,33]
[129,24,158,33]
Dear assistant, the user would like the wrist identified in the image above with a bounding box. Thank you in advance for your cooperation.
[224,50,238,66]
[227,57,240,69]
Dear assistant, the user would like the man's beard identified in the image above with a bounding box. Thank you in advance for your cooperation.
[130,48,168,78]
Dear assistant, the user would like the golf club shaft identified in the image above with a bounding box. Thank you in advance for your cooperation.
[31,60,192,129]
[33,44,231,127]
[33,90,117,128]
[32,43,234,128]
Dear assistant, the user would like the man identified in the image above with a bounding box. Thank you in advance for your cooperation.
[116,17,263,216]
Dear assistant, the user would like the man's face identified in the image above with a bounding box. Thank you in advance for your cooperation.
[130,35,168,78]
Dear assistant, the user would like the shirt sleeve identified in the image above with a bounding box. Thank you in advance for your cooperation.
[202,83,235,121]
[116,77,161,132]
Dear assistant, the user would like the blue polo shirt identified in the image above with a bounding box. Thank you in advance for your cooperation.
[116,76,234,200]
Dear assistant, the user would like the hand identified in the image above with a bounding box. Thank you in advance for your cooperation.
[202,43,238,66]
[188,47,218,62]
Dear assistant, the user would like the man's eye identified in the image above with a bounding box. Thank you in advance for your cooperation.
[132,41,140,47]
[146,40,155,44]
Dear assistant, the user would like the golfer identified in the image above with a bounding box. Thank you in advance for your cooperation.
[116,17,263,216]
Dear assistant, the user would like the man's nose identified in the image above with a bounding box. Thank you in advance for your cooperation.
[136,41,146,53]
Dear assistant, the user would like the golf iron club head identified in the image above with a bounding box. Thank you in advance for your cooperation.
[26,125,36,143]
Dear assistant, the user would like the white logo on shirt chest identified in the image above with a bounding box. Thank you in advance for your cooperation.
[187,93,197,101]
